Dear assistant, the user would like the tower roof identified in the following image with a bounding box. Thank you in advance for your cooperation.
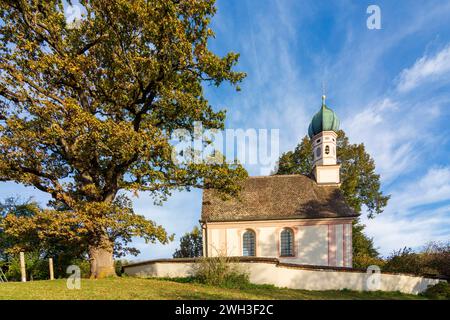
[308,95,340,138]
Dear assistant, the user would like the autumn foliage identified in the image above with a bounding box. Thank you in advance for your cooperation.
[0,0,246,277]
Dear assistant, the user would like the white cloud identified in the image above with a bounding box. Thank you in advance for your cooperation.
[362,166,450,256]
[363,206,450,256]
[389,167,450,214]
[397,45,450,92]
[343,98,419,182]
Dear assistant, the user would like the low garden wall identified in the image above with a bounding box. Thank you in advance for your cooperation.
[123,257,444,295]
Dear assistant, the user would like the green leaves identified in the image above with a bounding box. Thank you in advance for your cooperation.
[0,0,247,256]
[173,226,203,258]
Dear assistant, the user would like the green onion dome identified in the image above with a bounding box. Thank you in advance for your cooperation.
[308,95,340,139]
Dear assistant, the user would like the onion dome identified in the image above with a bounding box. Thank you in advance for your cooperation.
[308,95,340,138]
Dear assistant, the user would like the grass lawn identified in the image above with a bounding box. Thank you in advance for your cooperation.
[0,277,427,300]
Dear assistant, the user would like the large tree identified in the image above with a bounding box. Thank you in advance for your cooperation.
[0,0,247,277]
[173,226,203,258]
[276,130,390,267]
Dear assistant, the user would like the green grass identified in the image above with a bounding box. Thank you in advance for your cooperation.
[0,277,427,300]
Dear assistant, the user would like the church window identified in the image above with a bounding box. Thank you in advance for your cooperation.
[243,230,256,256]
[315,147,321,157]
[280,228,294,257]
[325,145,330,155]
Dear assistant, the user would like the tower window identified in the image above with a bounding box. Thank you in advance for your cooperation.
[325,145,330,155]
[315,147,321,158]
[242,230,256,257]
[280,228,294,257]
[316,139,321,143]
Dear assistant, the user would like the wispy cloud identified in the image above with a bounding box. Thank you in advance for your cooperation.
[389,167,450,214]
[343,98,423,183]
[363,166,450,255]
[397,45,450,92]
[363,205,450,256]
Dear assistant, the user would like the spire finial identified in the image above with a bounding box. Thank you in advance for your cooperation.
[321,80,326,108]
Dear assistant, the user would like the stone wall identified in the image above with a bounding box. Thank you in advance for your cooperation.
[123,257,444,295]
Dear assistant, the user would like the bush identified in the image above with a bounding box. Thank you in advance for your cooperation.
[382,243,450,278]
[67,258,91,278]
[5,251,49,281]
[421,282,450,300]
[192,255,251,289]
[383,248,423,275]
[115,259,129,276]
[421,242,450,278]
[353,254,385,270]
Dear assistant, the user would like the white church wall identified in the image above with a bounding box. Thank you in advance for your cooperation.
[208,228,224,256]
[313,165,340,184]
[257,227,277,257]
[226,228,239,256]
[205,219,353,267]
[296,225,328,265]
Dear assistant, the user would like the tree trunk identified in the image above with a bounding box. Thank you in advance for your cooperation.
[89,237,116,279]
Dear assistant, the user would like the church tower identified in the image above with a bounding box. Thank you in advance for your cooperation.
[308,95,340,185]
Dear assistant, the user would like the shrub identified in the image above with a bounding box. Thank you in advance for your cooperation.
[5,251,49,281]
[353,253,385,270]
[192,255,251,289]
[383,248,423,275]
[67,258,91,278]
[421,241,450,278]
[115,259,129,276]
[421,282,450,300]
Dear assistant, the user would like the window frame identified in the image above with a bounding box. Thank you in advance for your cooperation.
[279,227,295,257]
[242,229,257,257]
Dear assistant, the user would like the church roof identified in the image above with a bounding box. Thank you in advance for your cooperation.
[201,174,358,222]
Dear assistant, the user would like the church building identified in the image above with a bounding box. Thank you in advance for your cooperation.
[200,96,358,267]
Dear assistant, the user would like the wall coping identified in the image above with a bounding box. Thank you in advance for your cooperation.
[122,257,448,280]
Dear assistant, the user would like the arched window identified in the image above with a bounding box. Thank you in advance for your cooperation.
[280,228,294,257]
[315,147,321,158]
[325,145,330,155]
[242,230,256,257]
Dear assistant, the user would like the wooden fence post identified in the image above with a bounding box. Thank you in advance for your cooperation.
[49,258,54,280]
[19,252,26,282]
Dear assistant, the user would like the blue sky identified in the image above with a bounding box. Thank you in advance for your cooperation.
[2,0,450,260]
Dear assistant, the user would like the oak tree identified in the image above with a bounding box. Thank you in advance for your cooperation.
[0,0,247,277]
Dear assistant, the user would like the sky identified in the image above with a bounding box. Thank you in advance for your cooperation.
[1,0,450,260]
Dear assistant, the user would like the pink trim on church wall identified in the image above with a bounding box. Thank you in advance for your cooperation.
[328,224,337,266]
[343,224,347,267]
[348,224,353,267]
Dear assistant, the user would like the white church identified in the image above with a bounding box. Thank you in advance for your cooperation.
[200,96,358,267]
